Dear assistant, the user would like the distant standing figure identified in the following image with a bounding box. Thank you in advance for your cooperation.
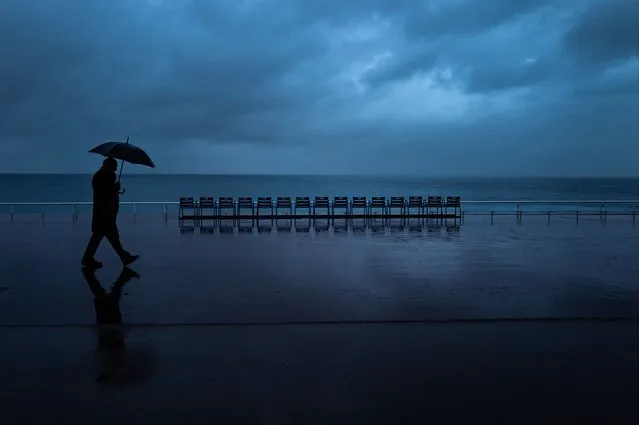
[81,157,139,267]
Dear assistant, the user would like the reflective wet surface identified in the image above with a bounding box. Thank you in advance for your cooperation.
[1,215,638,423]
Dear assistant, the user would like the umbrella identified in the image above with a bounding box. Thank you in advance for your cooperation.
[89,137,155,193]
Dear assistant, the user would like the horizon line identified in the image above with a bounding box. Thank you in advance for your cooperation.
[0,173,637,179]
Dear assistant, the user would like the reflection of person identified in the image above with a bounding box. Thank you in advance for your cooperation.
[81,157,139,268]
[82,266,140,382]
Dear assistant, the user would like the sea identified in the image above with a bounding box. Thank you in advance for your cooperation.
[0,174,638,215]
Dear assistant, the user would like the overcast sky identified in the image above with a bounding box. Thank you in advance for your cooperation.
[1,0,637,175]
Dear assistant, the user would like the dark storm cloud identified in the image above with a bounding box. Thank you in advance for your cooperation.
[403,0,553,39]
[564,0,639,66]
[0,0,637,175]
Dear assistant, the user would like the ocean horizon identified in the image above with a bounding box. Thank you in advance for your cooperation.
[1,174,638,202]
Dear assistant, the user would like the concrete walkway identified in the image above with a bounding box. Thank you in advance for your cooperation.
[1,217,638,424]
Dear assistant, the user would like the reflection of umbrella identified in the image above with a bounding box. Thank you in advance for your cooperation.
[89,136,155,191]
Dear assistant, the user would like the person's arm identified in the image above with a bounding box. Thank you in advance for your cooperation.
[93,170,120,196]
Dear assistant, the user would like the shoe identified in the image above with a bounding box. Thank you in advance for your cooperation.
[81,258,103,268]
[122,254,139,266]
[119,267,140,281]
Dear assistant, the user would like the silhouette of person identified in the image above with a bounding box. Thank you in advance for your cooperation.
[82,265,140,382]
[81,157,139,267]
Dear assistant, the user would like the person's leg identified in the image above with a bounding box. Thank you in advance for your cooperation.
[105,227,127,258]
[105,226,139,265]
[82,232,105,265]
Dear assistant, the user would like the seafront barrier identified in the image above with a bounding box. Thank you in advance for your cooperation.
[0,198,637,225]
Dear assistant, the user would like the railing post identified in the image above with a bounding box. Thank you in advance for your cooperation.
[41,208,45,223]
[163,204,168,222]
[576,209,579,224]
[516,203,522,222]
[490,210,494,224]
[10,205,14,223]
[133,203,137,222]
[73,204,78,223]
[547,206,551,224]
[600,202,607,222]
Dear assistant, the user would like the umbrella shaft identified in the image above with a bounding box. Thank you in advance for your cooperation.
[118,136,129,182]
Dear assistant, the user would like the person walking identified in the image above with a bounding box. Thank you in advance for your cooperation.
[81,157,139,268]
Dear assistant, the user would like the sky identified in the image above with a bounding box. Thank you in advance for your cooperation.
[0,0,637,176]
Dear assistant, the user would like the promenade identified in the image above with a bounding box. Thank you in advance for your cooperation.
[1,216,638,424]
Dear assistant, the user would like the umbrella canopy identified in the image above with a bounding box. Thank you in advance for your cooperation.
[89,140,155,168]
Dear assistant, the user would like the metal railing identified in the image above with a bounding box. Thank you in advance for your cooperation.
[1,200,638,224]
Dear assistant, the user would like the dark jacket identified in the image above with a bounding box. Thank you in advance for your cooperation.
[91,166,120,232]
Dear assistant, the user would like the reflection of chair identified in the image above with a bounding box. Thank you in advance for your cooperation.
[409,222,423,232]
[258,222,272,233]
[389,218,405,231]
[426,221,442,233]
[277,219,292,232]
[295,219,311,232]
[314,221,329,232]
[200,225,215,234]
[351,196,368,216]
[371,221,386,233]
[446,222,461,233]
[179,224,195,233]
[351,219,367,232]
[238,225,253,234]
[179,197,196,219]
[219,221,234,233]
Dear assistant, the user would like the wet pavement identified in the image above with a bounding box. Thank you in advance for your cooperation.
[1,215,638,424]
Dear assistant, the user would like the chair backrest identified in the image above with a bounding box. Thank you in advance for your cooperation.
[390,196,405,207]
[371,197,386,207]
[352,196,367,207]
[218,197,234,209]
[295,196,310,208]
[446,196,461,207]
[333,197,348,208]
[179,197,194,208]
[427,196,442,207]
[314,196,329,208]
[276,197,292,208]
[199,197,214,208]
[408,196,423,207]
[237,197,253,208]
[257,197,272,208]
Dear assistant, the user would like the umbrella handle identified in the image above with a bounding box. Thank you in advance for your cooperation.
[119,188,126,195]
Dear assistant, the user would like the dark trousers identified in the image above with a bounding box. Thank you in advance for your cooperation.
[83,227,127,260]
